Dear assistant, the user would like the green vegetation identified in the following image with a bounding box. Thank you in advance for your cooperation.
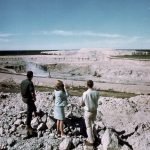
[67,86,87,96]
[35,85,54,92]
[67,86,137,98]
[0,79,20,93]
[35,85,137,98]
[114,50,150,60]
[0,81,137,98]
[100,89,137,98]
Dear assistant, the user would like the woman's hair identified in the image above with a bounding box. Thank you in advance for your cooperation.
[55,80,65,92]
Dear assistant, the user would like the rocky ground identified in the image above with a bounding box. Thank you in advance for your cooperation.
[0,90,149,150]
[0,49,150,149]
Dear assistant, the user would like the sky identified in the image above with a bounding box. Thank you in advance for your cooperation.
[0,0,150,50]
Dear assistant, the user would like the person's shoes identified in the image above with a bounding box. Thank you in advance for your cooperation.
[26,126,34,136]
[23,127,33,140]
[84,140,93,146]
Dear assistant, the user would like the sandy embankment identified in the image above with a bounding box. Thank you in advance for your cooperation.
[0,72,150,94]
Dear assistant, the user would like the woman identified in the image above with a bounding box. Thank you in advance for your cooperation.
[53,80,68,137]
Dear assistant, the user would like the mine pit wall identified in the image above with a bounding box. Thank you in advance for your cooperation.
[1,53,150,92]
[0,56,27,73]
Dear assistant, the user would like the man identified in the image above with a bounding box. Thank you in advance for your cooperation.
[21,71,37,136]
[81,80,99,146]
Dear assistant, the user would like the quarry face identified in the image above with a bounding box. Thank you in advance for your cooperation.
[0,49,150,94]
[0,49,150,150]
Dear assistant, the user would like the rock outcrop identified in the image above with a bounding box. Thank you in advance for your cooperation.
[0,92,149,150]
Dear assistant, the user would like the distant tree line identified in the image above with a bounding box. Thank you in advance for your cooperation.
[114,50,150,59]
[132,50,150,56]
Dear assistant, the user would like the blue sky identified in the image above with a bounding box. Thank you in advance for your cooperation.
[0,0,150,50]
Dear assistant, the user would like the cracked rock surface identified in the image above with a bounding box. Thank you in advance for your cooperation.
[0,92,150,150]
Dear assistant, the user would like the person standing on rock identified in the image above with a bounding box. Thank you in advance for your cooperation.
[81,80,99,146]
[53,80,68,137]
[21,71,37,136]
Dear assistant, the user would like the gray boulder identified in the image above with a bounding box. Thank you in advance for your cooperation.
[37,123,47,131]
[59,137,72,150]
[46,117,55,129]
[31,117,39,129]
[83,145,94,150]
[41,114,47,123]
[9,125,16,134]
[7,138,16,147]
[0,127,4,136]
[121,145,132,150]
[72,137,80,147]
[14,119,23,126]
[101,128,121,150]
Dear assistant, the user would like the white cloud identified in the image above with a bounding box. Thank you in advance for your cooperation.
[0,32,16,43]
[35,30,124,38]
[51,30,123,38]
[35,30,145,42]
[51,30,74,36]
[82,31,123,38]
[0,30,149,49]
[0,33,14,37]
